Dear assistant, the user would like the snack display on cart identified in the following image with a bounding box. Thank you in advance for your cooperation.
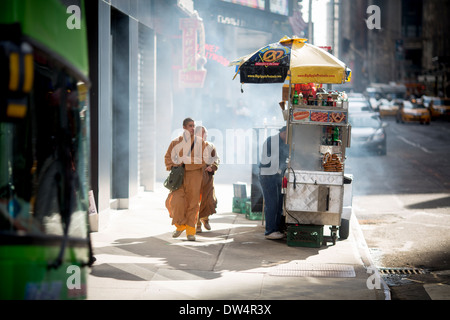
[289,87,349,125]
[322,152,344,172]
[330,111,346,123]
[291,108,348,124]
[292,110,310,121]
[311,111,329,122]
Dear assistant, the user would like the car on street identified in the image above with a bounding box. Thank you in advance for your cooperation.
[348,100,374,113]
[364,86,383,111]
[421,96,450,119]
[364,83,407,111]
[348,112,387,156]
[347,92,367,101]
[378,98,402,118]
[396,100,431,124]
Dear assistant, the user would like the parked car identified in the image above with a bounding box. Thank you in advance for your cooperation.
[421,96,450,119]
[396,100,431,124]
[348,112,387,156]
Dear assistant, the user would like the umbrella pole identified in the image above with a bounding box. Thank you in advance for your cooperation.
[287,78,292,143]
[284,78,292,230]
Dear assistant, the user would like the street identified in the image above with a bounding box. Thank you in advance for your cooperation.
[346,116,450,299]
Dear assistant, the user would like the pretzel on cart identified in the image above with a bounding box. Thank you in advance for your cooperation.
[330,112,346,123]
[322,152,343,172]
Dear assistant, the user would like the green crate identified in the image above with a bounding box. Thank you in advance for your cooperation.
[246,211,263,220]
[233,183,247,198]
[232,197,248,213]
[287,225,324,248]
[245,201,263,220]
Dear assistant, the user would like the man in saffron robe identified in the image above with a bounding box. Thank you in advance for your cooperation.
[164,118,206,241]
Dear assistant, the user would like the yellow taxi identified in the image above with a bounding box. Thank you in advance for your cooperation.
[379,98,401,117]
[396,100,431,125]
[422,96,450,119]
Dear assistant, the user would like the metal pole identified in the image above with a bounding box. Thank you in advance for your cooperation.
[308,0,313,44]
[331,0,335,50]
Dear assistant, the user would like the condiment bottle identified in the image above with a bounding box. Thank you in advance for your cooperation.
[293,90,299,105]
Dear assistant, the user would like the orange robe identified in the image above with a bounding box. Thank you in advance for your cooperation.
[164,132,206,234]
[198,142,219,221]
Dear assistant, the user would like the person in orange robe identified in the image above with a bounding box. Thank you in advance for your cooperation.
[194,126,219,233]
[164,118,206,241]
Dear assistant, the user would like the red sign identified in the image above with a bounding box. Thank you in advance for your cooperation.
[205,44,229,66]
[179,70,207,88]
[319,46,333,54]
[179,17,207,88]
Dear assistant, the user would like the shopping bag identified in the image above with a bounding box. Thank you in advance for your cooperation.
[164,165,185,192]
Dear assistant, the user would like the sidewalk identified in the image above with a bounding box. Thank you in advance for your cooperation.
[87,182,389,300]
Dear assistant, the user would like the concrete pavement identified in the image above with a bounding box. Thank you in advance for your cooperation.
[87,182,390,301]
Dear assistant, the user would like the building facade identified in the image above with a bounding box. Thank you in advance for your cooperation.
[85,0,301,228]
[86,0,192,220]
[337,0,450,96]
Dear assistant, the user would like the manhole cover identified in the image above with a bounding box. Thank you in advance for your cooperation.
[269,262,356,278]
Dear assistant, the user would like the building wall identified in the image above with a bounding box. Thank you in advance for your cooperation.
[86,0,300,221]
[422,0,450,96]
[339,0,449,95]
[86,0,158,215]
[366,0,402,84]
[139,24,157,190]
[338,0,370,92]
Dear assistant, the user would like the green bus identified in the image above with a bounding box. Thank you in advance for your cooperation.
[1,0,94,299]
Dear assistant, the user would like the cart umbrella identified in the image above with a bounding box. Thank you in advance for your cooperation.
[230,37,351,85]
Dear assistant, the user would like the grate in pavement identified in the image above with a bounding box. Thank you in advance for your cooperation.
[269,262,356,278]
[378,267,427,275]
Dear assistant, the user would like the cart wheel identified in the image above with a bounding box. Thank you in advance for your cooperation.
[332,233,337,245]
[330,226,338,245]
[339,218,350,240]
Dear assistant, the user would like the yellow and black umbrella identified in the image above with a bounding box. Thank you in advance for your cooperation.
[230,37,351,85]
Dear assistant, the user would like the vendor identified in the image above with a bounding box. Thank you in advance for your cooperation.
[258,126,289,240]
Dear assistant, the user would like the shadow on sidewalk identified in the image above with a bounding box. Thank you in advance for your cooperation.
[89,219,327,282]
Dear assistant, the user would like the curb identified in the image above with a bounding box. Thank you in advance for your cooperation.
[350,213,391,300]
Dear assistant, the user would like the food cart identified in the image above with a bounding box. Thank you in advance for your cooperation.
[230,37,353,247]
[282,85,352,247]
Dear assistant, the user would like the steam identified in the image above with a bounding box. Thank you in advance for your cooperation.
[154,21,286,184]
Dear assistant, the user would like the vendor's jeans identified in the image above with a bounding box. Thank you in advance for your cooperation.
[259,173,283,235]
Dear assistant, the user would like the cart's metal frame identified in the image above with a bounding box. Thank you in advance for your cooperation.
[283,83,352,245]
